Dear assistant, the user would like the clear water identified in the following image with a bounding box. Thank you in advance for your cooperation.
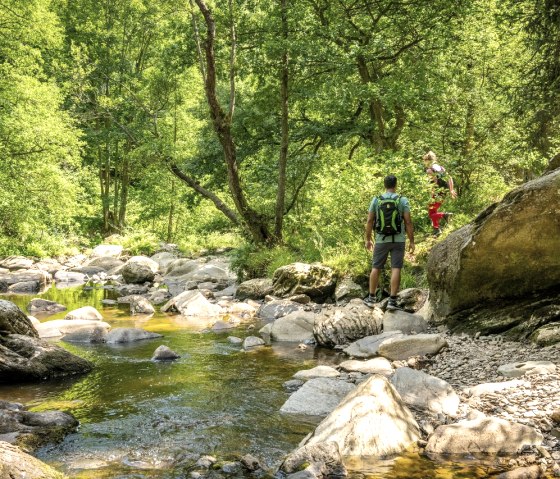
[0,285,518,478]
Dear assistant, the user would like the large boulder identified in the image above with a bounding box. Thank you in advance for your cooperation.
[235,278,274,300]
[314,300,383,347]
[427,170,560,332]
[0,301,38,337]
[0,441,67,478]
[425,416,543,455]
[280,378,355,416]
[7,281,40,293]
[272,263,336,302]
[0,270,51,291]
[270,311,317,342]
[0,334,93,383]
[121,256,159,284]
[302,375,420,457]
[390,367,460,415]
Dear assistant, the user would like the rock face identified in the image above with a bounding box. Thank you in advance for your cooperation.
[390,367,460,415]
[427,169,560,336]
[302,375,420,456]
[272,263,336,302]
[425,416,543,454]
[0,441,67,478]
[280,378,355,416]
[0,301,38,337]
[314,300,383,347]
[122,256,159,284]
[0,334,93,383]
[235,278,274,300]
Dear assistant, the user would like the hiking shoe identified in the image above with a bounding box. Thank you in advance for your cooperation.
[386,297,398,311]
[432,227,441,237]
[363,295,377,308]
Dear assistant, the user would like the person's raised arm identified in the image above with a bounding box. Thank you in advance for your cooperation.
[403,211,415,253]
[365,211,375,251]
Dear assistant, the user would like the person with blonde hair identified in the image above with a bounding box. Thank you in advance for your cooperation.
[422,150,457,236]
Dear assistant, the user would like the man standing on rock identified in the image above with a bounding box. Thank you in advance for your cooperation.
[364,174,414,310]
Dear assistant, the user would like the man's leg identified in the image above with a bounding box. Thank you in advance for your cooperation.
[369,268,381,295]
[390,268,401,296]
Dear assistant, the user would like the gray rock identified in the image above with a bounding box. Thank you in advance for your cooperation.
[463,379,528,397]
[530,322,560,346]
[0,300,38,337]
[0,270,51,289]
[243,336,265,350]
[272,263,336,302]
[83,256,124,271]
[116,283,150,295]
[236,278,274,300]
[27,299,66,315]
[497,361,557,378]
[395,288,429,312]
[105,328,162,344]
[227,336,243,345]
[496,466,542,479]
[65,306,103,321]
[212,320,235,331]
[240,454,262,471]
[426,416,543,454]
[258,300,302,321]
[150,252,177,270]
[343,331,403,358]
[270,311,316,342]
[377,334,448,361]
[293,366,340,380]
[302,375,420,456]
[314,299,383,348]
[280,378,355,416]
[122,256,159,284]
[0,334,93,383]
[62,325,108,343]
[390,367,460,415]
[130,296,155,315]
[338,357,393,376]
[0,256,33,271]
[283,379,304,392]
[383,309,428,334]
[152,345,180,361]
[7,280,40,293]
[145,288,171,305]
[334,277,364,302]
[280,442,346,479]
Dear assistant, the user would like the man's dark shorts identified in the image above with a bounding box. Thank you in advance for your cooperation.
[372,242,405,269]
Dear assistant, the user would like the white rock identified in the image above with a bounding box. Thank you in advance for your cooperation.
[463,379,529,397]
[338,357,393,376]
[65,306,103,321]
[161,290,222,317]
[426,416,543,454]
[390,367,460,415]
[280,378,355,416]
[497,361,557,378]
[36,319,111,338]
[378,334,448,361]
[302,375,420,456]
[293,366,340,380]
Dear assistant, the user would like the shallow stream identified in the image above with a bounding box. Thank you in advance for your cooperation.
[1,286,508,478]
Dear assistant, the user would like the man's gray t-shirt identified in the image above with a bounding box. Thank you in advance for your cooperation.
[368,192,410,243]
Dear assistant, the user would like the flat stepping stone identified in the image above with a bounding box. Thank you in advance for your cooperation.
[463,379,529,397]
[377,334,447,361]
[497,361,557,378]
[343,331,403,358]
[293,365,340,380]
[338,357,393,376]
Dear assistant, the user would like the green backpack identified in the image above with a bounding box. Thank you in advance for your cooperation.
[375,194,402,240]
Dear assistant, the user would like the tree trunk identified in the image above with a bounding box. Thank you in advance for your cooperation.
[167,179,176,243]
[193,0,273,245]
[275,0,289,241]
[118,155,129,229]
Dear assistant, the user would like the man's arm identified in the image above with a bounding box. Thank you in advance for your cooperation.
[448,175,457,199]
[365,211,375,251]
[403,211,415,253]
